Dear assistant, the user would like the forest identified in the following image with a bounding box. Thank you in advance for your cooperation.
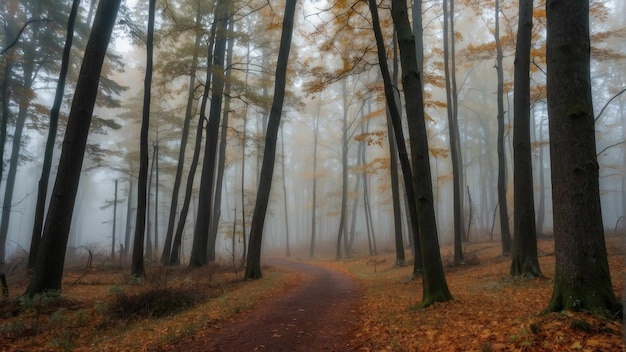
[0,0,624,350]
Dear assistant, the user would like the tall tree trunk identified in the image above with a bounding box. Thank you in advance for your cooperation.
[362,118,376,255]
[111,179,118,261]
[309,97,320,258]
[495,0,512,255]
[169,2,219,266]
[392,19,422,273]
[389,0,453,305]
[25,0,121,296]
[387,107,405,266]
[190,0,229,266]
[0,1,42,263]
[368,0,423,279]
[160,0,204,265]
[336,79,350,259]
[154,143,159,256]
[544,0,622,318]
[536,112,546,235]
[124,178,134,256]
[131,0,156,278]
[510,0,541,277]
[0,100,27,263]
[245,0,297,279]
[0,37,13,190]
[443,0,464,264]
[28,0,81,269]
[280,125,290,257]
[145,143,157,261]
[208,17,235,256]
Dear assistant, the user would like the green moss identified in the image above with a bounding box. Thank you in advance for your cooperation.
[565,104,590,119]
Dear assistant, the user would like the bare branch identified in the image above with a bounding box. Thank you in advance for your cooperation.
[0,18,51,57]
[597,140,625,157]
[595,87,626,123]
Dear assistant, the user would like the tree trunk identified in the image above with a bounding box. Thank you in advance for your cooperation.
[392,18,421,273]
[131,0,156,278]
[336,79,350,260]
[536,112,546,235]
[160,0,204,265]
[111,179,118,261]
[280,125,290,257]
[245,0,297,280]
[0,3,42,263]
[208,16,235,259]
[145,143,157,261]
[190,0,229,266]
[510,0,541,277]
[25,0,121,296]
[170,2,219,266]
[443,0,464,264]
[310,98,320,258]
[124,178,134,257]
[495,0,512,255]
[0,99,28,263]
[389,0,453,305]
[28,0,81,269]
[544,0,622,318]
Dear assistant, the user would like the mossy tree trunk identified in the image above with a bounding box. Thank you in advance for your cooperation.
[544,0,622,318]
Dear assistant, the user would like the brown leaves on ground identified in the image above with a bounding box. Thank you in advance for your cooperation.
[0,263,299,351]
[0,236,623,351]
[330,236,624,351]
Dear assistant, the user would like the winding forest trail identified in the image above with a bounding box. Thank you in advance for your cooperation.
[160,258,362,351]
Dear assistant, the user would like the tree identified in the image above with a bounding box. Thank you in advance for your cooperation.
[245,0,297,280]
[189,0,229,266]
[159,11,200,264]
[309,96,320,258]
[494,0,512,255]
[543,0,622,318]
[169,0,219,266]
[131,0,157,278]
[442,0,464,264]
[389,0,453,306]
[25,0,122,296]
[28,0,81,270]
[510,0,541,277]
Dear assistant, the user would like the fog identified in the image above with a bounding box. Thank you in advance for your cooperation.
[1,0,625,265]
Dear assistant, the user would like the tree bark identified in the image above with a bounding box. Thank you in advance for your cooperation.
[170,1,219,266]
[160,0,204,265]
[310,98,320,258]
[190,0,229,266]
[495,0,512,255]
[245,0,297,280]
[25,0,121,296]
[544,0,622,318]
[389,0,452,306]
[131,0,156,278]
[510,0,541,277]
[336,79,350,259]
[208,16,235,259]
[28,0,81,269]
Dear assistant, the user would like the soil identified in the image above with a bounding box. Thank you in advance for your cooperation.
[155,258,362,352]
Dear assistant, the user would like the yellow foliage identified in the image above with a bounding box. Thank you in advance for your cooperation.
[429,147,449,159]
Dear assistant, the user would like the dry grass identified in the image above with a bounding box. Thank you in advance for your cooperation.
[0,262,297,351]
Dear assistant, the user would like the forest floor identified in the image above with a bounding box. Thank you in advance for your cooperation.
[0,235,623,351]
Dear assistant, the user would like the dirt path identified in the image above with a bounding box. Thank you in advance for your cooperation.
[159,258,362,351]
